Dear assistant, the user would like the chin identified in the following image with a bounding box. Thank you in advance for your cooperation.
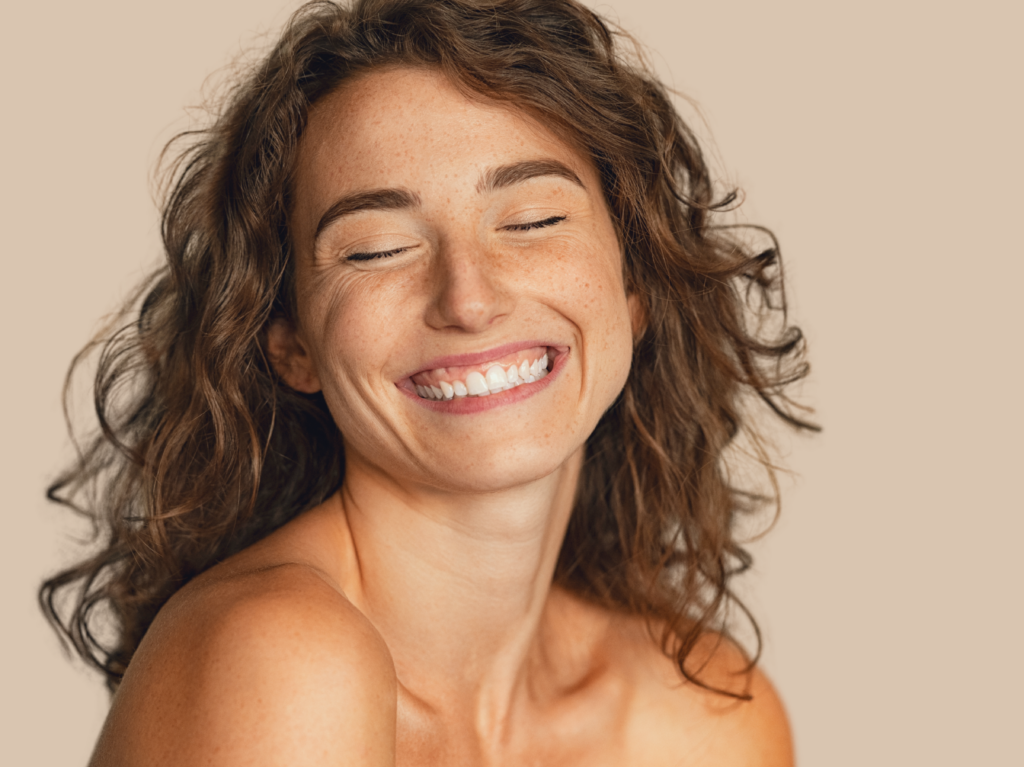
[414,435,585,494]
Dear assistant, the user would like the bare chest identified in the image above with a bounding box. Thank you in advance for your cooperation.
[394,724,632,767]
[392,691,644,767]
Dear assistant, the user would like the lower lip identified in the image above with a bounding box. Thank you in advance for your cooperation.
[398,347,568,415]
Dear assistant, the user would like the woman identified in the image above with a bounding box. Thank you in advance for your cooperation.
[42,0,814,763]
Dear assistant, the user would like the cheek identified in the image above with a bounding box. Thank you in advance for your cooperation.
[298,270,419,387]
[582,259,633,388]
[590,287,634,398]
[543,241,633,402]
[558,240,629,328]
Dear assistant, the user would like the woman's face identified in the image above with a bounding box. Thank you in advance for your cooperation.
[283,67,635,493]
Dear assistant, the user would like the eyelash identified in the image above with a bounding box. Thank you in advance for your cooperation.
[505,214,567,231]
[345,215,567,261]
[347,247,409,262]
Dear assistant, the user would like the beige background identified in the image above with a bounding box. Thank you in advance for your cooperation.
[2,0,1021,764]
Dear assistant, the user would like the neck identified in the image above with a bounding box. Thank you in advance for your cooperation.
[335,447,583,725]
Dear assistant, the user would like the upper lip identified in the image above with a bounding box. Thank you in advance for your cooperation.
[401,340,562,379]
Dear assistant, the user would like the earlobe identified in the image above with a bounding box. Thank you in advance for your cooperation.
[627,293,647,341]
[265,318,322,394]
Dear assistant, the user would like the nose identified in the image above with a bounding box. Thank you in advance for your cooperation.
[424,238,513,333]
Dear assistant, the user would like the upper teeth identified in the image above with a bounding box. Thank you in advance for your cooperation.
[414,353,550,400]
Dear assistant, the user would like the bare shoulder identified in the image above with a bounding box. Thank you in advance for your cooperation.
[91,552,396,766]
[612,621,794,767]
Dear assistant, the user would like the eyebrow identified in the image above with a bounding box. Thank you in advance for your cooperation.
[314,188,421,243]
[312,159,584,244]
[477,159,584,194]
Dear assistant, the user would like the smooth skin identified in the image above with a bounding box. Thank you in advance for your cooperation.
[90,68,794,766]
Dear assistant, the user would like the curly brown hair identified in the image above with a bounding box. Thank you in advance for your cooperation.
[41,0,815,695]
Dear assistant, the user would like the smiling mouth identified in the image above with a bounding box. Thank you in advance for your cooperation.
[409,346,552,401]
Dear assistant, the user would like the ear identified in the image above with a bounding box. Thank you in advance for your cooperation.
[265,318,322,393]
[627,292,648,341]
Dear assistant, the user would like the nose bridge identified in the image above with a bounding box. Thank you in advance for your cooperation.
[426,234,511,332]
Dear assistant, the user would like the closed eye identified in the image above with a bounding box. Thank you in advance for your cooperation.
[347,246,412,262]
[346,215,566,260]
[504,215,566,232]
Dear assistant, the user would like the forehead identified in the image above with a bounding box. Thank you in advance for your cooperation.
[291,67,595,233]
